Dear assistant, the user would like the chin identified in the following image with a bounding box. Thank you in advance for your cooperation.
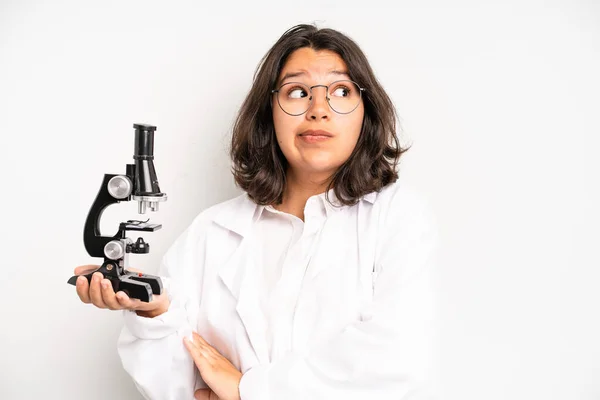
[300,162,341,176]
[287,153,346,176]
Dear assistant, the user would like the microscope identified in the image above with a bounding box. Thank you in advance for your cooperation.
[67,123,167,302]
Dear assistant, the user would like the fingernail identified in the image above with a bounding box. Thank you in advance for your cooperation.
[101,281,109,289]
[76,276,85,285]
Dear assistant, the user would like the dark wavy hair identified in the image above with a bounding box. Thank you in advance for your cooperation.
[230,23,409,207]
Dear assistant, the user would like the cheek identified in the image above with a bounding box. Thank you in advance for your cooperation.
[273,110,299,145]
[342,110,364,149]
[272,111,284,141]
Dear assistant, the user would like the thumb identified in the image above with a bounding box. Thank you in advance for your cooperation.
[193,388,207,400]
[194,388,218,400]
[73,265,100,275]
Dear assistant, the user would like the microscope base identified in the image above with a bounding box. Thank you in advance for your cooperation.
[67,260,163,303]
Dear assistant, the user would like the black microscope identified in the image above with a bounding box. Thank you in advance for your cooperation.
[67,123,167,302]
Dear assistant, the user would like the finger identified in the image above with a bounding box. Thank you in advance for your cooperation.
[192,332,209,347]
[89,272,107,309]
[184,336,200,354]
[184,337,205,370]
[100,279,121,310]
[115,291,143,311]
[115,291,135,310]
[74,264,100,275]
[184,336,209,365]
[188,335,222,366]
[75,276,91,304]
[195,388,220,400]
[194,389,212,400]
[192,332,218,356]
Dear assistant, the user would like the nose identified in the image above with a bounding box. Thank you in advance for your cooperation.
[306,85,330,121]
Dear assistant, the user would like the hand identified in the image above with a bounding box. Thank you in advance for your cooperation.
[73,265,170,318]
[184,331,243,400]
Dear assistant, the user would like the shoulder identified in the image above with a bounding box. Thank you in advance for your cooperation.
[371,181,439,274]
[374,180,436,222]
[371,180,439,247]
[186,191,251,232]
[195,191,250,220]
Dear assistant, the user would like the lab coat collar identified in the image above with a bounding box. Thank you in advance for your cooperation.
[252,189,380,221]
[363,191,377,204]
[211,192,258,238]
[211,189,378,235]
[322,189,378,215]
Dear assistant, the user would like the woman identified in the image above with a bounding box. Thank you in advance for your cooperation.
[74,23,438,400]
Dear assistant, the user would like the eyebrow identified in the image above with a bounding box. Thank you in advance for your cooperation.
[277,69,350,87]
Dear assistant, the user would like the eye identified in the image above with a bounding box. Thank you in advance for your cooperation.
[331,85,351,97]
[287,86,308,99]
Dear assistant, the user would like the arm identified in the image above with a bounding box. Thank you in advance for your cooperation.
[117,216,209,400]
[239,190,439,400]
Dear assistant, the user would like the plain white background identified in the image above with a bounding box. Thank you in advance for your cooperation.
[1,1,598,399]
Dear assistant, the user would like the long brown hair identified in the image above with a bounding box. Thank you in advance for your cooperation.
[230,23,409,207]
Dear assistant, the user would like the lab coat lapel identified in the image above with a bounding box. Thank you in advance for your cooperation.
[211,194,270,364]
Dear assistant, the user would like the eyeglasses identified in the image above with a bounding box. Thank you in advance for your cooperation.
[271,80,365,116]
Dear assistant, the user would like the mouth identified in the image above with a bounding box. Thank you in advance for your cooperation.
[298,130,334,138]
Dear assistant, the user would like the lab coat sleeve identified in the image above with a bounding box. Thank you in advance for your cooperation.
[116,215,209,400]
[238,189,440,400]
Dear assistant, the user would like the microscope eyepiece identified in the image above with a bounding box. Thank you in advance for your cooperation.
[131,123,167,213]
[133,123,156,159]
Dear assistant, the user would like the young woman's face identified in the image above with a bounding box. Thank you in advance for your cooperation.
[272,47,364,181]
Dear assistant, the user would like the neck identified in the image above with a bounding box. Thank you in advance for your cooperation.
[274,168,333,221]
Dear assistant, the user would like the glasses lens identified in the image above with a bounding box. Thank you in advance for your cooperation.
[328,80,362,114]
[276,82,311,115]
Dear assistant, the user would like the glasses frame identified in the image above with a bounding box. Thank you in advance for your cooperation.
[271,79,366,116]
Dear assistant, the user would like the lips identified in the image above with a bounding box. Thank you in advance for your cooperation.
[297,129,333,144]
[298,129,334,137]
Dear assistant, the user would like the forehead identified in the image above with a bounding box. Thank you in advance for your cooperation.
[278,48,348,82]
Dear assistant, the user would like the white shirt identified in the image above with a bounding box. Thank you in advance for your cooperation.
[117,181,439,400]
[254,195,329,362]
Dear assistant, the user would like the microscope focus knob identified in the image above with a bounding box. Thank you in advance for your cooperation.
[104,240,125,260]
[108,175,133,199]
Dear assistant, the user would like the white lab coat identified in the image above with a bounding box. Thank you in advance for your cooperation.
[117,181,439,400]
